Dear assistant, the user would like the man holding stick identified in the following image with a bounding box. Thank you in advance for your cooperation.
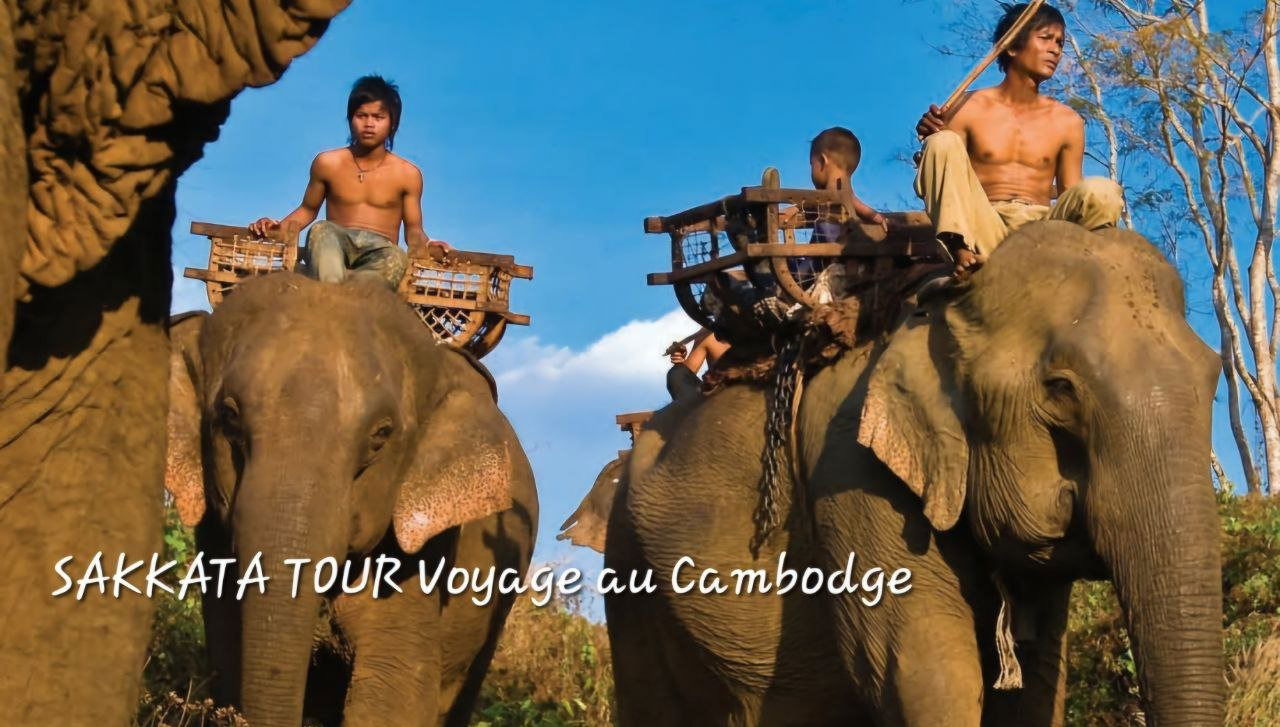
[915,2,1123,274]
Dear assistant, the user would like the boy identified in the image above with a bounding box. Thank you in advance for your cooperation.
[792,127,886,301]
[807,126,886,240]
[914,3,1123,274]
[249,75,450,289]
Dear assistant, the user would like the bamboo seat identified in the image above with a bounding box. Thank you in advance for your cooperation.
[397,247,532,358]
[644,168,942,336]
[183,222,300,306]
[183,222,532,358]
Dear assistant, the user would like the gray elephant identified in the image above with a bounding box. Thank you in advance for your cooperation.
[603,222,1223,726]
[165,273,538,727]
[558,453,626,554]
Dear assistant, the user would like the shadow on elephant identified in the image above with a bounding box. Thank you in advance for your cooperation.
[165,273,538,727]
[594,221,1223,726]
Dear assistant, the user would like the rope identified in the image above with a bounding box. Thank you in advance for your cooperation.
[992,572,1025,690]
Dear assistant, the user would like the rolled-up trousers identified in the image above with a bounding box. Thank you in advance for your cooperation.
[914,130,1124,256]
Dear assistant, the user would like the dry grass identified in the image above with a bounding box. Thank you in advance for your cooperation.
[1226,627,1280,727]
[473,590,614,726]
[135,688,247,727]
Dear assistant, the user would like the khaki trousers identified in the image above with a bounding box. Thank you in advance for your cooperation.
[914,130,1124,256]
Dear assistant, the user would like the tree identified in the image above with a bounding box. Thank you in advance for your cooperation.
[1061,0,1278,495]
[938,0,1279,494]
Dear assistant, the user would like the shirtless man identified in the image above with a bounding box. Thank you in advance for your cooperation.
[249,75,449,288]
[914,2,1123,274]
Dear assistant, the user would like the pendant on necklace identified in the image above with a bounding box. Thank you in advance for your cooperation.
[357,172,365,183]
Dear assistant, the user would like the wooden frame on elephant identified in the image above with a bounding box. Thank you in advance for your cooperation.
[184,221,300,305]
[184,222,533,358]
[644,168,942,334]
[397,247,532,358]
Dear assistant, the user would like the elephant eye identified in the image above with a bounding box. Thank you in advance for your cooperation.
[1044,375,1076,399]
[218,397,244,441]
[368,419,394,454]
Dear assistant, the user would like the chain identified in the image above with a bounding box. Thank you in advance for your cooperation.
[751,331,805,555]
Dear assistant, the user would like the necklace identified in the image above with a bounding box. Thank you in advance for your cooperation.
[350,147,386,182]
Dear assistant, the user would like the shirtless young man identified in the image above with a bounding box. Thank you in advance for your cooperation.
[914,2,1123,274]
[249,75,449,288]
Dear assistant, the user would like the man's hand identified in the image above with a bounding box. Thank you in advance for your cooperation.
[409,237,454,258]
[664,341,688,364]
[249,217,279,238]
[916,104,947,139]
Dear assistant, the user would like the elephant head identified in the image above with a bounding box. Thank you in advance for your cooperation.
[857,221,1223,725]
[165,273,518,726]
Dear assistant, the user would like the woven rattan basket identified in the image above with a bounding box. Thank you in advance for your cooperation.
[397,246,532,358]
[184,222,299,305]
[184,223,532,358]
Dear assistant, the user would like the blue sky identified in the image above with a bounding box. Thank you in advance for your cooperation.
[171,0,1260,580]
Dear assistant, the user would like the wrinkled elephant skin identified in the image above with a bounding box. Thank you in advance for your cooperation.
[606,222,1224,727]
[166,274,537,727]
[0,3,349,724]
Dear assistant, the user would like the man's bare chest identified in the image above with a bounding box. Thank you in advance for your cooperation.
[964,114,1062,171]
[326,174,403,209]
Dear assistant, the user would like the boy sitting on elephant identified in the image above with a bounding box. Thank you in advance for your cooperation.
[249,75,451,288]
[804,126,887,240]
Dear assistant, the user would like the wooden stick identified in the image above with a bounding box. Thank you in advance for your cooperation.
[938,0,1047,115]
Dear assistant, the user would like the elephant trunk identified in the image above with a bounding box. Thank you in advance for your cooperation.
[233,453,348,727]
[1091,416,1224,726]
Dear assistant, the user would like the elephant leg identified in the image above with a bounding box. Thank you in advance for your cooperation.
[883,611,985,727]
[197,520,242,707]
[332,585,441,727]
[608,596,715,726]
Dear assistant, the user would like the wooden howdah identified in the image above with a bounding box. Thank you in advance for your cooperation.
[183,221,531,358]
[643,168,941,333]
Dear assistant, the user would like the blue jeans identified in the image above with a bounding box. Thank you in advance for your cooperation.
[305,220,408,289]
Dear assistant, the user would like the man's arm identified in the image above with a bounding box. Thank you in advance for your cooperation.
[1055,111,1085,196]
[402,166,452,254]
[249,154,325,237]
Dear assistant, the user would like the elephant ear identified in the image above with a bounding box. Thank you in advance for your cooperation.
[857,315,969,531]
[393,361,515,554]
[557,454,626,555]
[166,312,208,527]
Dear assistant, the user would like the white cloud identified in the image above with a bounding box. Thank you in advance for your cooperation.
[489,308,693,386]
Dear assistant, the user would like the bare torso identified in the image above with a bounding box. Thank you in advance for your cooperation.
[315,148,419,242]
[947,88,1084,206]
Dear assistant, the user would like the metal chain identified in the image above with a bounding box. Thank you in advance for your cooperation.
[751,331,804,554]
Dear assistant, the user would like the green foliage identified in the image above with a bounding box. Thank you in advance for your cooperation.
[135,508,239,726]
[472,591,614,726]
[1066,492,1280,726]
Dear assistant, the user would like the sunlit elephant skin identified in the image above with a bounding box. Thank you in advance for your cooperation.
[166,273,537,727]
[605,222,1224,727]
[0,3,350,724]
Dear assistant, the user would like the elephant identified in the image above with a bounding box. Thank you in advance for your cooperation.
[0,2,349,724]
[558,453,626,554]
[164,272,538,727]
[602,221,1224,726]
